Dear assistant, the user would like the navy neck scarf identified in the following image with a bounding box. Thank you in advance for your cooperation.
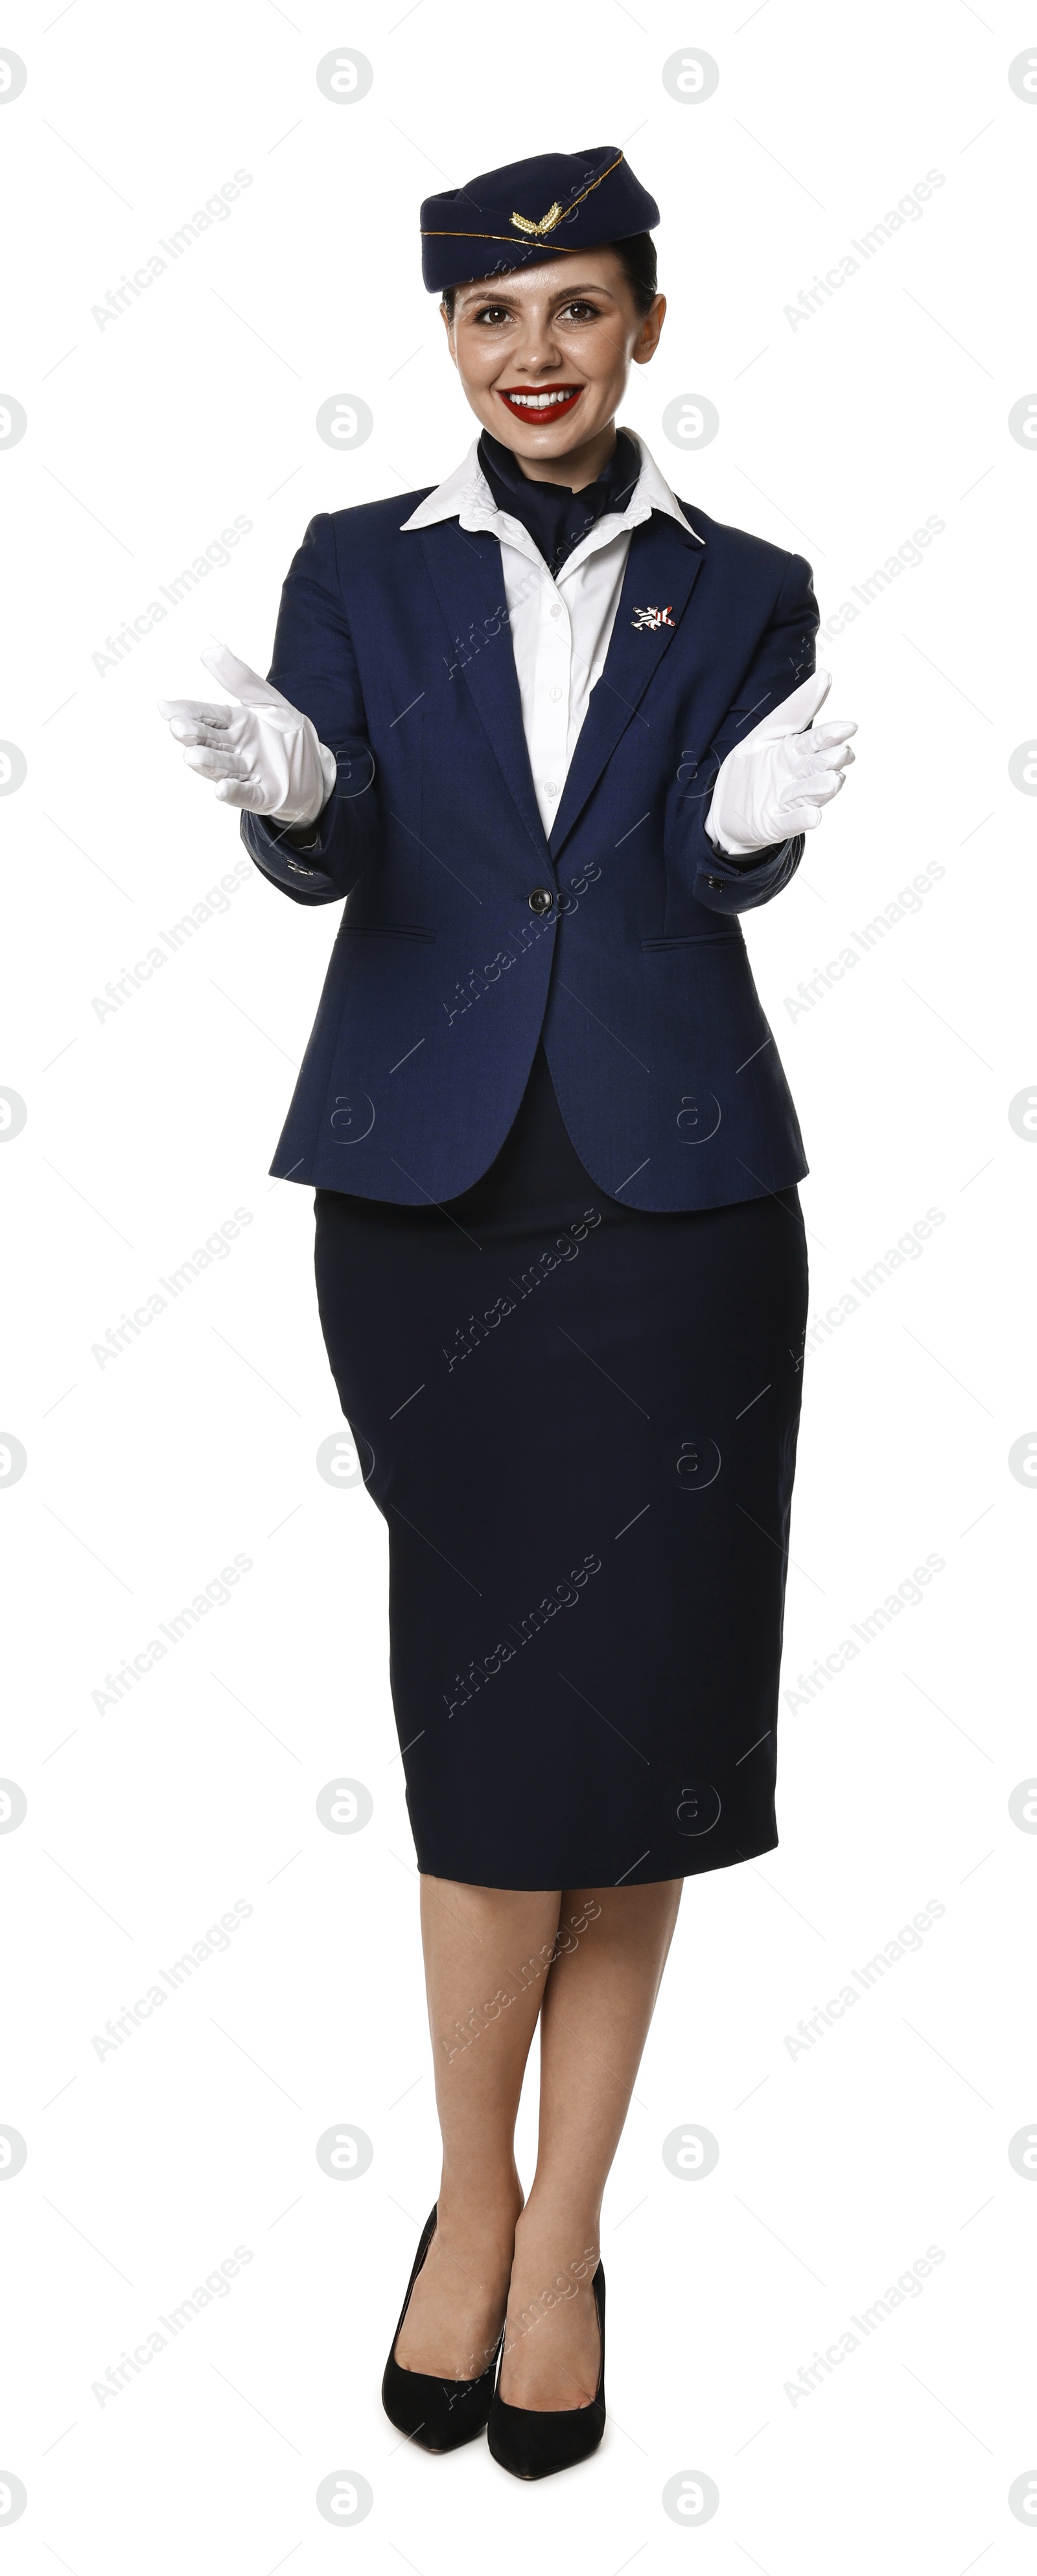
[476,426,642,577]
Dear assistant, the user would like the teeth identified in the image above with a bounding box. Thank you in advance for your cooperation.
[505,390,576,410]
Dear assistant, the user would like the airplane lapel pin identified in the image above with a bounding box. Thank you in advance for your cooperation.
[631,603,676,632]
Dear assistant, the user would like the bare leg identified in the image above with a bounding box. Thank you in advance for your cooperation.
[394,1874,561,2378]
[498,1878,683,2409]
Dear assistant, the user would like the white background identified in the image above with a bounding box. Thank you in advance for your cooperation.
[1,1,1034,2566]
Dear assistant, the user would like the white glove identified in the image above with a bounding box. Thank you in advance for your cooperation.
[158,644,337,828]
[706,670,857,859]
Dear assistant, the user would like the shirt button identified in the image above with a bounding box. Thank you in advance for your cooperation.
[543,781,558,798]
[528,887,554,914]
[549,686,563,701]
[550,603,561,620]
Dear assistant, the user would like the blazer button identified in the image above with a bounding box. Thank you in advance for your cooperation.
[528,887,554,915]
[706,876,724,890]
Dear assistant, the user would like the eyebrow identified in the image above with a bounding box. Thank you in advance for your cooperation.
[456,279,618,312]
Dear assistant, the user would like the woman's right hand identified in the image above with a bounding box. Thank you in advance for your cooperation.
[159,644,336,829]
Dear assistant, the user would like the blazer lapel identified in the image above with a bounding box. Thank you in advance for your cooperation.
[549,514,706,855]
[418,520,548,857]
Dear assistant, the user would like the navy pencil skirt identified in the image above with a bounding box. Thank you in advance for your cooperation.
[314,1039,809,1890]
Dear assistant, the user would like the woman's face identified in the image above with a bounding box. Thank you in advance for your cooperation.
[441,249,665,468]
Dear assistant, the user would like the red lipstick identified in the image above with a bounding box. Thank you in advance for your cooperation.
[496,384,584,423]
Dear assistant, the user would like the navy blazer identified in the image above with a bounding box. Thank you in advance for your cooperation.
[242,490,817,1211]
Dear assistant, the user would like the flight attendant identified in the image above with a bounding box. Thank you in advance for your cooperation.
[160,146,856,2480]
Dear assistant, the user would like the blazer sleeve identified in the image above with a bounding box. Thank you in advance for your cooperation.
[685,549,819,918]
[240,513,379,908]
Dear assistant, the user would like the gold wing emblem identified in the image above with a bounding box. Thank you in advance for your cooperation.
[509,200,564,238]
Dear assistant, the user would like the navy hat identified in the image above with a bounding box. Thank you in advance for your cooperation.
[421,145,659,293]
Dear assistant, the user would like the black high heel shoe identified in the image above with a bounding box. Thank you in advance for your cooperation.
[381,2205,503,2454]
[487,2262,606,2479]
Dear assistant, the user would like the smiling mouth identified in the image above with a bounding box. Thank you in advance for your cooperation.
[496,384,584,421]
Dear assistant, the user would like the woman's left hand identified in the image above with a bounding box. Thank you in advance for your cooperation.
[706,669,857,859]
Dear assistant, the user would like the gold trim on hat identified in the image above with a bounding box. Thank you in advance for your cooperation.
[421,229,585,253]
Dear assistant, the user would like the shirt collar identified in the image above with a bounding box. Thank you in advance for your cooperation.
[399,429,705,550]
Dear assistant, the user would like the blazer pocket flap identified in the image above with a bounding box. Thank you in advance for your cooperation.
[341,921,437,941]
[640,932,742,951]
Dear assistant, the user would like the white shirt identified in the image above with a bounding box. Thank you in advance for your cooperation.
[401,432,704,838]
